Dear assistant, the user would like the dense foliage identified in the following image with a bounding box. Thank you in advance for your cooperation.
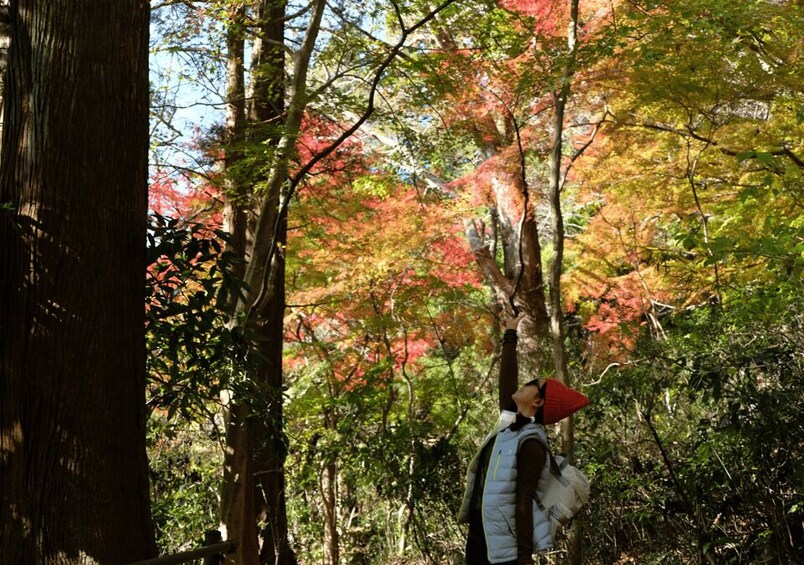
[145,0,802,563]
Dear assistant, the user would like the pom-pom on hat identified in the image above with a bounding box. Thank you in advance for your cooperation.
[542,380,589,424]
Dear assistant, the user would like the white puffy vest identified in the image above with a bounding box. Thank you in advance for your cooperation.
[459,411,553,563]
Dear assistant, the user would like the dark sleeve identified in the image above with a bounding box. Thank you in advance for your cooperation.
[499,329,518,411]
[516,438,547,565]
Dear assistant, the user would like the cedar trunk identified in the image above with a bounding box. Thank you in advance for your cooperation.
[0,1,155,562]
[220,8,260,564]
[221,0,298,562]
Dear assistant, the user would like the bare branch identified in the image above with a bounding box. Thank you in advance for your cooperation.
[623,117,804,171]
[559,110,610,192]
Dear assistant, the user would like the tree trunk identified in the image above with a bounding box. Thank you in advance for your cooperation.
[248,0,285,134]
[219,4,267,564]
[427,15,548,350]
[221,0,326,562]
[254,229,296,565]
[547,1,582,562]
[0,1,155,562]
[549,85,573,455]
[321,459,340,565]
[243,3,299,563]
[221,400,260,565]
[0,0,9,149]
[220,7,260,564]
[548,0,579,459]
[464,163,549,352]
[222,1,248,285]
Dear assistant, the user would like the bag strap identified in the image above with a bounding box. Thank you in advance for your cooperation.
[516,427,575,486]
[522,431,564,478]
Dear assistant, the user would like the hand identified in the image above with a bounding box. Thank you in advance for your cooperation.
[504,312,526,330]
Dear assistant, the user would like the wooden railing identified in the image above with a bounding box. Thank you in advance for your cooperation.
[126,530,236,565]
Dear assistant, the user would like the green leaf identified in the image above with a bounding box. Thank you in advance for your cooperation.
[738,186,759,202]
[755,152,775,165]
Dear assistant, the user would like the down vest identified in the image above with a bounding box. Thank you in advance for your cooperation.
[459,411,553,563]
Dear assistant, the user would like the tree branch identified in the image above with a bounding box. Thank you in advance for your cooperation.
[245,0,463,322]
[623,118,804,171]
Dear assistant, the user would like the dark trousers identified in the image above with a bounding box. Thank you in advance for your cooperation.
[465,510,517,565]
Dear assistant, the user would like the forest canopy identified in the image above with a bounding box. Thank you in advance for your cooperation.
[1,0,801,563]
[0,0,804,565]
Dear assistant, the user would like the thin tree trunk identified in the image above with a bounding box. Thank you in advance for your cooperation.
[0,1,155,561]
[222,1,326,563]
[547,1,582,562]
[254,232,295,565]
[321,458,340,565]
[222,1,248,282]
[549,87,572,451]
[547,0,579,459]
[239,0,325,318]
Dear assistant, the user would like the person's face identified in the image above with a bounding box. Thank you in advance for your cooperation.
[512,380,545,418]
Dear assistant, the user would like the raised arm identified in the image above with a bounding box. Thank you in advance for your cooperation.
[499,313,525,411]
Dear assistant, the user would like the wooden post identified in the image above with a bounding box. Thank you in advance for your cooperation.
[204,530,224,565]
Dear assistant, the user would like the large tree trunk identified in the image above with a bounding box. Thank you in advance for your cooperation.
[220,4,262,565]
[245,3,298,563]
[0,0,9,148]
[0,1,155,562]
[464,161,549,358]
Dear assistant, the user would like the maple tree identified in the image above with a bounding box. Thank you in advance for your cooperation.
[568,0,803,360]
[562,1,804,562]
[284,162,493,561]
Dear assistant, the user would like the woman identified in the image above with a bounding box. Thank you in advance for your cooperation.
[459,313,588,565]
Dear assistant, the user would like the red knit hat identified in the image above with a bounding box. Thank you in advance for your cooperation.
[542,380,589,424]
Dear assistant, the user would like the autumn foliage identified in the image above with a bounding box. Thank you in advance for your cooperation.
[144,0,803,562]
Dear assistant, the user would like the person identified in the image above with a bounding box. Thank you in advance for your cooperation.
[459,313,589,565]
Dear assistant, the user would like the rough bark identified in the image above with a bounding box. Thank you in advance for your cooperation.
[0,0,9,148]
[221,399,260,565]
[243,2,300,563]
[220,7,259,564]
[0,1,155,561]
[248,0,286,130]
